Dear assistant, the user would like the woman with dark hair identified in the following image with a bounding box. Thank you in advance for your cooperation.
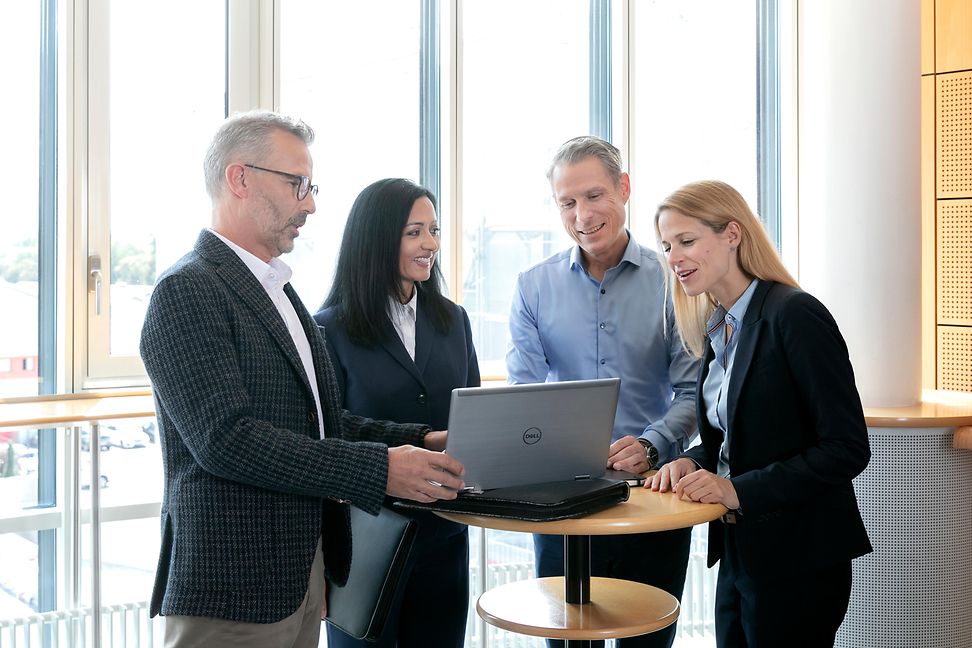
[315,178,479,648]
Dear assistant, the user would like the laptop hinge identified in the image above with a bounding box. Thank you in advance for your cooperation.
[574,474,592,480]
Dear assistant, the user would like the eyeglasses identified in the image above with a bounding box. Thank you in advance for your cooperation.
[244,164,318,201]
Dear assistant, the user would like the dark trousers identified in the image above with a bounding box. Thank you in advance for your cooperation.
[326,515,469,648]
[715,524,852,648]
[533,528,692,648]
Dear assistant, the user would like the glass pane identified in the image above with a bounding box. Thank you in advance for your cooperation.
[82,518,161,607]
[461,0,586,376]
[0,2,41,397]
[633,4,755,645]
[633,0,758,210]
[0,531,39,617]
[0,427,45,624]
[107,2,226,357]
[81,518,163,646]
[78,419,161,507]
[279,1,421,311]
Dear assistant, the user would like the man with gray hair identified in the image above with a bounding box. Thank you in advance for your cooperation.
[140,111,464,648]
[507,135,700,648]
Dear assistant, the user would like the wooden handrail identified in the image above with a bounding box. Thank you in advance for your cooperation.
[0,390,156,429]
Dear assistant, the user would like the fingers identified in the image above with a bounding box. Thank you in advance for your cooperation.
[387,445,466,502]
[607,436,646,472]
[606,435,638,465]
[648,465,673,491]
[429,451,465,479]
[651,458,694,492]
[674,470,732,506]
[423,430,448,452]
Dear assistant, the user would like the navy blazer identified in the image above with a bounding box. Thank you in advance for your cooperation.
[313,301,480,432]
[682,280,872,580]
[140,230,429,623]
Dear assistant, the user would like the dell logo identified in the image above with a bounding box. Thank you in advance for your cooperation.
[522,427,542,445]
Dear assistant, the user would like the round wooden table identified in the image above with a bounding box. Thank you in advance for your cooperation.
[438,483,726,647]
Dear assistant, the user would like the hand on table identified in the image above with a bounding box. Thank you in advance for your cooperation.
[647,457,697,492]
[671,468,739,510]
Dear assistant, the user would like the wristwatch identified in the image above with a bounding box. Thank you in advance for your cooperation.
[637,438,659,470]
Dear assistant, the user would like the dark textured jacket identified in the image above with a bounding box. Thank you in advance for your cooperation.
[139,229,427,623]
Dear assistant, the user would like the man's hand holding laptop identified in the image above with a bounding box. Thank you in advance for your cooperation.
[386,444,464,503]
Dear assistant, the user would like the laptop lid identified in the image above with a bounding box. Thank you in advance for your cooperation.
[445,378,621,491]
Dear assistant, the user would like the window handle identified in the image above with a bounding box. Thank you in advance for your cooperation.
[88,254,103,316]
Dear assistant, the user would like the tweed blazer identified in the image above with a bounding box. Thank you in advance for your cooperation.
[682,280,872,580]
[139,229,428,623]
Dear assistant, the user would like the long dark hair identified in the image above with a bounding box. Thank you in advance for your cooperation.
[323,178,454,346]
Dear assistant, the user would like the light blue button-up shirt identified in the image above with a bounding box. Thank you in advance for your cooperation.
[506,232,700,464]
[702,279,758,477]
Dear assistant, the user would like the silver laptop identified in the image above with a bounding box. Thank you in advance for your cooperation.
[445,378,621,492]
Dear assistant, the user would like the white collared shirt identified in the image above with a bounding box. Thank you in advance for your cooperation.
[388,290,418,361]
[209,229,326,439]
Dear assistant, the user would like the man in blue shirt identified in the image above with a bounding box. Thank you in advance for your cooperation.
[507,136,700,648]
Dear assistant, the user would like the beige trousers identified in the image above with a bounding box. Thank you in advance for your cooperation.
[163,539,325,648]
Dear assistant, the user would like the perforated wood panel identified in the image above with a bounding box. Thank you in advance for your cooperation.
[938,326,972,391]
[937,71,972,198]
[837,428,972,648]
[937,200,972,324]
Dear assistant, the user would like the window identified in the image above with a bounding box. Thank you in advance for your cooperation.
[0,2,42,398]
[279,0,422,311]
[459,0,588,375]
[83,1,226,382]
[0,3,779,647]
[631,1,758,219]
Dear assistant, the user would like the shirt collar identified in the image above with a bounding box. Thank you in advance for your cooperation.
[388,289,418,322]
[706,278,759,334]
[568,229,642,273]
[208,228,293,289]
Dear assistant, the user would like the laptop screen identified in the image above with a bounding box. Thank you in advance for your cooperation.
[445,378,621,491]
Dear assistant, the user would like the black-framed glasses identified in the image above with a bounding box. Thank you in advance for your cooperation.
[244,164,318,201]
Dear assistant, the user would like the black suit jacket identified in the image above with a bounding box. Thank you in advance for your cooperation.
[682,280,872,580]
[313,302,480,431]
[139,230,429,623]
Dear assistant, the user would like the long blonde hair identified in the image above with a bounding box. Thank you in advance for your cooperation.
[654,180,798,357]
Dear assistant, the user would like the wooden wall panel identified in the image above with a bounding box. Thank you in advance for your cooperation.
[923,0,935,75]
[937,199,972,325]
[936,71,972,198]
[922,76,935,388]
[936,0,972,74]
[938,326,972,391]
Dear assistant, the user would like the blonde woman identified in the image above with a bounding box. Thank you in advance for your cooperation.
[649,180,872,647]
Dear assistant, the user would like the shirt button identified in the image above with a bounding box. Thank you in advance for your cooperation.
[599,322,606,329]
[600,359,606,365]
[418,393,427,405]
[307,411,317,424]
[600,288,606,295]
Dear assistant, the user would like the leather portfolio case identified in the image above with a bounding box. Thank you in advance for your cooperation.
[394,477,630,521]
[325,505,418,641]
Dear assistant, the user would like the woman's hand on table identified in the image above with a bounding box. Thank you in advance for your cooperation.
[647,457,697,492]
[671,469,740,510]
